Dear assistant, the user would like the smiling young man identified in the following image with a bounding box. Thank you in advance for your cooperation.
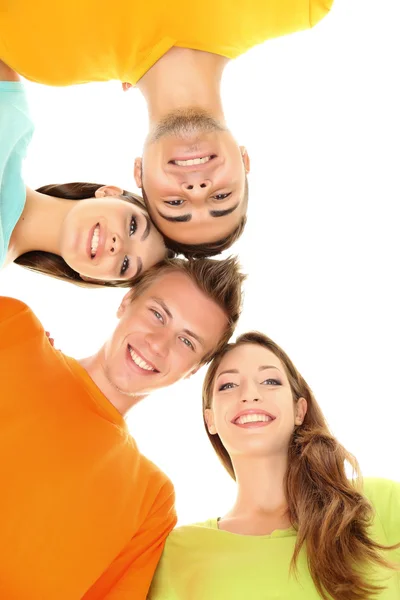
[0,257,244,599]
[0,0,333,255]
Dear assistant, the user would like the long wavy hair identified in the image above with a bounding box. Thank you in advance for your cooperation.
[15,182,172,288]
[202,331,400,600]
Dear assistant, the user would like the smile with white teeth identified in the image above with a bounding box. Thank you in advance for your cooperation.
[171,155,214,166]
[235,414,274,425]
[90,224,100,258]
[128,346,157,372]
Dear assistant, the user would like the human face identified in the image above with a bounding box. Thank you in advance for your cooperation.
[134,110,250,245]
[59,186,166,282]
[205,344,307,459]
[102,271,227,395]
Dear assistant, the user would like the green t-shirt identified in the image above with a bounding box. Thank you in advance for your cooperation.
[0,82,33,269]
[149,478,400,600]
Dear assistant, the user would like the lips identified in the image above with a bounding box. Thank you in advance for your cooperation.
[87,222,105,261]
[126,344,160,376]
[167,154,218,171]
[231,409,276,428]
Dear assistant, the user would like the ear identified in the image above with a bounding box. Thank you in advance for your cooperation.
[95,185,124,198]
[204,408,217,435]
[294,397,308,426]
[117,289,133,319]
[239,146,250,174]
[134,158,143,188]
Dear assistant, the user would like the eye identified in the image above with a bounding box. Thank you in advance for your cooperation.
[262,378,281,386]
[164,200,184,206]
[129,215,137,236]
[218,382,237,391]
[212,192,231,201]
[150,309,164,324]
[120,255,129,275]
[179,336,194,351]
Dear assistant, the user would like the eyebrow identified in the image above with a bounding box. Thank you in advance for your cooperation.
[209,202,240,218]
[156,210,192,223]
[182,328,205,347]
[135,257,143,278]
[217,365,281,378]
[156,202,240,223]
[141,214,151,240]
[152,297,173,319]
[152,298,205,347]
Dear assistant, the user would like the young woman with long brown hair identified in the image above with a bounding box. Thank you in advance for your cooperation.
[0,60,167,288]
[149,332,400,600]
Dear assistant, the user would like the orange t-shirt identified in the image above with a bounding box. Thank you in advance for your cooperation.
[0,296,177,600]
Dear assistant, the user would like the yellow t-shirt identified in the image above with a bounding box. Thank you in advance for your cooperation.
[0,0,333,85]
[149,478,400,600]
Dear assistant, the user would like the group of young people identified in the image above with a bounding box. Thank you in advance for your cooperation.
[1,0,399,598]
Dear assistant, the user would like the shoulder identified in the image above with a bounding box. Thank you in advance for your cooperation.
[0,297,43,350]
[363,477,400,507]
[0,296,30,322]
[139,455,176,511]
[0,81,29,113]
[363,477,400,546]
[163,518,218,550]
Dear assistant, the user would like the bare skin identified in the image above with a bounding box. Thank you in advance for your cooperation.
[206,344,307,535]
[134,48,250,245]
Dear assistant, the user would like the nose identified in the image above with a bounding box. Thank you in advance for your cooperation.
[182,178,212,194]
[108,234,122,256]
[240,379,262,403]
[145,331,170,359]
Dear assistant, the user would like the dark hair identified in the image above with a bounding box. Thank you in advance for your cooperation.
[15,182,172,288]
[203,332,400,600]
[141,176,249,258]
[129,256,246,364]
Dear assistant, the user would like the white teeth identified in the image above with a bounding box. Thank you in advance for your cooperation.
[173,156,212,166]
[236,414,273,425]
[90,225,100,257]
[128,347,156,372]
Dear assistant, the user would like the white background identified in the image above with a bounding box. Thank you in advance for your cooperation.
[1,0,399,524]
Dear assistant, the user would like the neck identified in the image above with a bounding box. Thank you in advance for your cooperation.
[8,188,71,261]
[227,453,289,519]
[137,47,228,126]
[79,350,147,416]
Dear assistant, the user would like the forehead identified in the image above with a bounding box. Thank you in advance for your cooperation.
[134,270,227,336]
[219,344,284,372]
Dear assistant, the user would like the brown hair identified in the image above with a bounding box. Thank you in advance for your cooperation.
[129,256,245,364]
[141,176,249,258]
[203,331,400,600]
[15,182,173,288]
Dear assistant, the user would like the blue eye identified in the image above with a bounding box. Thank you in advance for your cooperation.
[179,337,194,351]
[129,215,137,236]
[212,192,231,201]
[262,378,281,386]
[164,200,184,206]
[120,256,129,275]
[151,309,164,323]
[218,382,237,391]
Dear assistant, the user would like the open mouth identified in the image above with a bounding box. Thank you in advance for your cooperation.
[90,223,100,259]
[127,344,159,373]
[168,154,217,167]
[232,411,276,428]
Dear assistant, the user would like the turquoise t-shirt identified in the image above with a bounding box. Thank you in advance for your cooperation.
[149,478,400,599]
[0,82,33,269]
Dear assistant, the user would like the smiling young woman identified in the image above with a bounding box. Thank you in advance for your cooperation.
[149,332,400,600]
[0,61,169,288]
